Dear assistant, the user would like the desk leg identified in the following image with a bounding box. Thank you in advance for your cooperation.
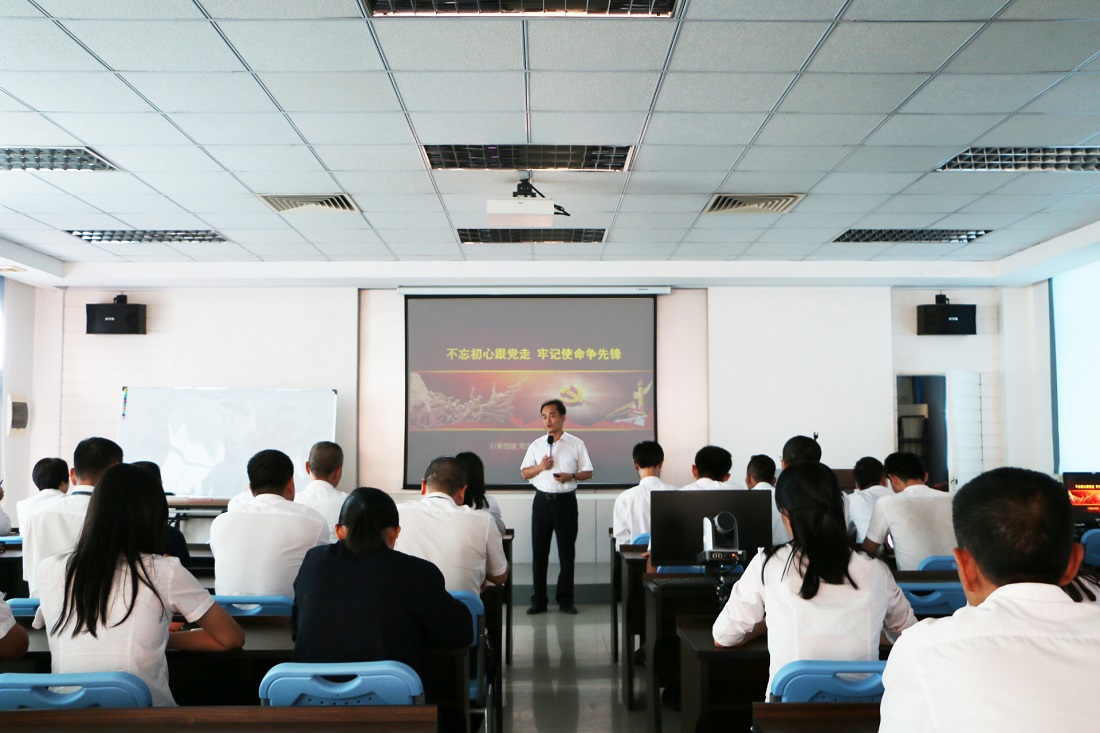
[620,563,635,709]
[611,537,619,664]
[645,591,661,733]
[505,578,513,666]
[680,639,705,733]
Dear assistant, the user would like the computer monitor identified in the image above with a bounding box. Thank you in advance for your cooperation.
[650,489,773,567]
[1064,472,1100,529]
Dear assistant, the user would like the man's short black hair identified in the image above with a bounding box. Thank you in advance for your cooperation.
[746,454,777,485]
[424,456,468,496]
[853,456,886,490]
[308,441,344,479]
[953,467,1074,586]
[632,441,664,469]
[694,445,732,481]
[247,449,294,495]
[73,437,123,484]
[884,452,925,482]
[782,435,821,466]
[540,399,566,416]
[33,457,69,491]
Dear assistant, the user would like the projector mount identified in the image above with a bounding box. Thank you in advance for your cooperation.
[512,180,570,217]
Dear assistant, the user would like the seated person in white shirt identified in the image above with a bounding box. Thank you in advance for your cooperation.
[396,456,509,596]
[743,454,792,546]
[0,483,10,537]
[17,457,69,531]
[456,451,507,536]
[0,598,28,660]
[880,467,1100,731]
[680,445,732,490]
[23,437,123,597]
[613,440,676,547]
[209,449,329,596]
[847,456,893,544]
[862,452,955,571]
[295,441,348,543]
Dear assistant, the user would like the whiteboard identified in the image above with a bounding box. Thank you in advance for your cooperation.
[117,387,338,499]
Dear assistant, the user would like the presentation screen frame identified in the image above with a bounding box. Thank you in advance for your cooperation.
[403,294,658,491]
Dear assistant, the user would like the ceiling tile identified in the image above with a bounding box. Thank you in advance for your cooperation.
[0,174,71,195]
[94,145,223,172]
[975,114,1100,146]
[874,194,978,214]
[94,242,193,260]
[778,73,928,113]
[0,193,98,214]
[630,145,744,172]
[755,227,840,243]
[685,0,845,20]
[625,171,728,194]
[123,72,277,112]
[655,72,793,113]
[0,72,151,112]
[463,243,532,260]
[836,146,959,173]
[373,19,521,71]
[768,211,862,229]
[618,194,711,214]
[809,22,980,73]
[873,241,967,259]
[1025,73,1100,114]
[601,241,679,257]
[682,229,763,242]
[0,1,45,17]
[854,212,945,228]
[901,73,1064,114]
[530,112,645,145]
[741,240,822,256]
[200,211,290,229]
[166,241,260,260]
[670,22,829,72]
[45,112,192,145]
[999,0,1100,20]
[291,112,415,145]
[166,193,272,213]
[530,72,660,112]
[432,170,518,195]
[206,145,326,172]
[737,145,852,171]
[788,193,891,212]
[613,212,698,229]
[959,194,1066,214]
[381,239,460,254]
[0,212,52,229]
[218,20,384,71]
[408,112,525,145]
[670,241,753,258]
[333,171,436,194]
[137,171,252,194]
[200,0,364,19]
[33,211,131,229]
[902,172,1017,195]
[171,113,302,145]
[281,211,374,230]
[38,1,204,19]
[356,194,443,214]
[235,170,339,192]
[811,171,924,194]
[862,113,1006,146]
[114,212,209,229]
[62,20,244,71]
[0,19,105,71]
[0,111,79,145]
[804,241,893,259]
[754,113,887,146]
[214,228,307,244]
[842,0,1006,21]
[394,72,525,113]
[261,72,401,112]
[31,170,155,195]
[718,171,826,193]
[295,229,382,244]
[946,21,1100,73]
[994,172,1100,195]
[366,211,450,229]
[527,19,676,72]
[313,145,426,172]
[692,212,782,229]
[643,113,767,146]
[932,211,1029,229]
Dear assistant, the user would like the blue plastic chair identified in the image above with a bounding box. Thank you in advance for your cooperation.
[0,536,22,546]
[899,581,967,616]
[212,595,294,616]
[259,661,424,706]
[917,555,958,571]
[1082,529,1100,567]
[630,532,651,546]
[6,598,40,618]
[450,589,500,732]
[0,672,152,709]
[770,660,888,703]
[656,565,705,574]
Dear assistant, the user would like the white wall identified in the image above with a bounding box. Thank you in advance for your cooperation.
[1000,282,1054,471]
[708,287,897,473]
[1052,260,1100,471]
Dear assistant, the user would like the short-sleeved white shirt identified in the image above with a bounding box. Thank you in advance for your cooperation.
[848,485,893,543]
[22,490,94,597]
[396,493,509,596]
[521,432,593,493]
[713,545,916,692]
[0,598,14,639]
[209,493,328,596]
[35,553,215,707]
[612,475,678,547]
[679,477,726,491]
[865,485,955,571]
[295,479,347,543]
[16,488,65,530]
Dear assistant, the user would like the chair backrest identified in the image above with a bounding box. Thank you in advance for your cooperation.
[211,595,294,616]
[6,598,40,618]
[449,590,488,707]
[656,565,705,574]
[0,672,153,709]
[1082,529,1100,567]
[917,555,958,571]
[259,662,424,707]
[899,581,967,616]
[770,660,887,703]
[631,532,651,546]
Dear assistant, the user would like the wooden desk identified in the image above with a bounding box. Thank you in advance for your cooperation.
[678,615,770,733]
[751,702,879,733]
[618,544,648,708]
[0,705,437,732]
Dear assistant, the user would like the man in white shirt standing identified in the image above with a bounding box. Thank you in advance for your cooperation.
[880,467,1100,731]
[862,452,955,571]
[612,441,676,547]
[680,445,732,490]
[743,454,791,546]
[397,456,509,597]
[17,457,69,531]
[520,399,593,615]
[847,456,893,544]
[209,449,328,596]
[295,441,347,543]
[23,437,122,597]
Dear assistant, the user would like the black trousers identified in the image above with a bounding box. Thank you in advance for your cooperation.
[530,490,578,607]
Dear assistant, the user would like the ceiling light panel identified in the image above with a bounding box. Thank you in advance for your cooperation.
[833,229,991,244]
[366,1,677,17]
[0,147,117,171]
[67,229,227,243]
[940,147,1100,172]
[424,144,631,171]
[458,228,605,243]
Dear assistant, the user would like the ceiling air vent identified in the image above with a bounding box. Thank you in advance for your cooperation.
[833,229,991,244]
[703,194,804,214]
[1,147,117,171]
[259,194,359,213]
[367,1,676,17]
[67,230,227,244]
[458,228,605,244]
[425,145,631,171]
[939,147,1100,172]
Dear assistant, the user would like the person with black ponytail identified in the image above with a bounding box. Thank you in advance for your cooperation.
[712,461,916,693]
[36,463,244,707]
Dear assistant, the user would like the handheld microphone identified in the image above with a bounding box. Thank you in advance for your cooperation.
[547,434,555,460]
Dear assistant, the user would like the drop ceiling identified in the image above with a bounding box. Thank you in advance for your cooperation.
[0,0,1098,287]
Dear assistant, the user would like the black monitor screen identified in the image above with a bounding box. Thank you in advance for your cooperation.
[1064,472,1100,526]
[650,489,773,567]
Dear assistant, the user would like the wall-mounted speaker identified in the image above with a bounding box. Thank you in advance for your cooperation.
[87,295,146,334]
[917,304,976,336]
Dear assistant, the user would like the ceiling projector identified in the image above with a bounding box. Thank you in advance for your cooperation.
[486,180,568,227]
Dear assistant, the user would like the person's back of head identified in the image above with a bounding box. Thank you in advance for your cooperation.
[853,456,886,490]
[423,456,467,497]
[247,449,295,496]
[132,460,163,489]
[746,454,776,486]
[58,463,167,636]
[339,487,400,556]
[633,441,664,470]
[308,441,343,481]
[782,435,821,467]
[694,445,732,481]
[953,467,1076,588]
[72,437,123,485]
[883,452,925,485]
[455,451,488,510]
[33,457,69,492]
[773,461,854,599]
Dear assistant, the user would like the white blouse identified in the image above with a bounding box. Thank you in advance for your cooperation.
[713,545,916,691]
[35,553,214,707]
